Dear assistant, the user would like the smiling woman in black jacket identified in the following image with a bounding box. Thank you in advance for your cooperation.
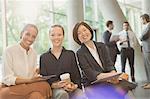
[72,22,129,96]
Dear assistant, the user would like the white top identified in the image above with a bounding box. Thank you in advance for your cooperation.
[118,30,138,48]
[86,44,104,70]
[143,22,150,30]
[2,43,37,86]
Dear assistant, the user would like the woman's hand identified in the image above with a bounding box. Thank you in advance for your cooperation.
[33,67,40,77]
[63,82,78,92]
[15,75,45,85]
[96,72,121,84]
[107,78,119,84]
[51,81,68,89]
[30,75,46,83]
[107,73,129,84]
[119,73,129,80]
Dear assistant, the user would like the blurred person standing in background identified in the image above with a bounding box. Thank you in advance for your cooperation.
[140,14,150,89]
[103,20,120,66]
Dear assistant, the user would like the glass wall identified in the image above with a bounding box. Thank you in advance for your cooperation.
[6,0,67,55]
[84,0,105,41]
[1,0,142,57]
[117,0,142,40]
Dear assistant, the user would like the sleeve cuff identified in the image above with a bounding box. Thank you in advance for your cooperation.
[3,76,17,86]
[105,66,116,72]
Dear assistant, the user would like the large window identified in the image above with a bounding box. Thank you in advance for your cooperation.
[84,0,105,41]
[2,0,142,56]
[117,0,142,39]
[6,0,67,55]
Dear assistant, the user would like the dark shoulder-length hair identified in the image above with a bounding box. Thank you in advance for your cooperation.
[73,21,93,45]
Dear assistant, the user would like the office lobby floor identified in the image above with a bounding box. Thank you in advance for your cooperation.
[115,55,150,99]
[126,82,150,99]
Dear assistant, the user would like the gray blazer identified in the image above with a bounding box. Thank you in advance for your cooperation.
[140,23,150,52]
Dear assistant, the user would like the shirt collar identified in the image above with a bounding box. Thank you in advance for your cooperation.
[144,22,150,28]
[49,46,66,53]
[123,30,128,33]
[82,41,101,50]
[17,42,32,54]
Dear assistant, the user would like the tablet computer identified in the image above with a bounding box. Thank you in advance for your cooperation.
[110,35,120,42]
[119,79,137,90]
[42,75,56,80]
[91,73,122,84]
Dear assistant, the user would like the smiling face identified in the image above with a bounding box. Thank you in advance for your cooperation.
[77,25,92,44]
[49,26,64,47]
[20,25,38,50]
[123,22,129,31]
[108,23,114,30]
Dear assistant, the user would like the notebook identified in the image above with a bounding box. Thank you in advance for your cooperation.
[91,73,122,84]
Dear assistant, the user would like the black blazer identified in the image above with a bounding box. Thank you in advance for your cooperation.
[103,30,120,54]
[76,41,116,84]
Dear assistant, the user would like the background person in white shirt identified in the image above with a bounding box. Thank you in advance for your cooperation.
[118,21,137,82]
[0,24,51,99]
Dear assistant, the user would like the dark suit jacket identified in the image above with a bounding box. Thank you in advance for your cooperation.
[40,47,81,88]
[76,41,116,85]
[103,30,120,55]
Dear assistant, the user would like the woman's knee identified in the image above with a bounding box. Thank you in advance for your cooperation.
[36,81,52,97]
[59,90,69,98]
[53,89,69,99]
[28,92,44,99]
[0,87,10,99]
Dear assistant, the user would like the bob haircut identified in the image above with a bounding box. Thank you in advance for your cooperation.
[73,21,93,45]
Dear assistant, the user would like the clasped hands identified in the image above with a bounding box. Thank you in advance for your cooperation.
[52,81,78,92]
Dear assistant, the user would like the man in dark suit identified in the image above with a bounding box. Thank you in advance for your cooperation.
[140,14,150,89]
[103,20,120,65]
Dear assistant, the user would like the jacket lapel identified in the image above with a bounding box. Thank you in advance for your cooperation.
[94,42,104,67]
[82,43,104,69]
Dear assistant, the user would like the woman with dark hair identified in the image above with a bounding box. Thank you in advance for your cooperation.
[73,22,129,97]
[0,24,51,99]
